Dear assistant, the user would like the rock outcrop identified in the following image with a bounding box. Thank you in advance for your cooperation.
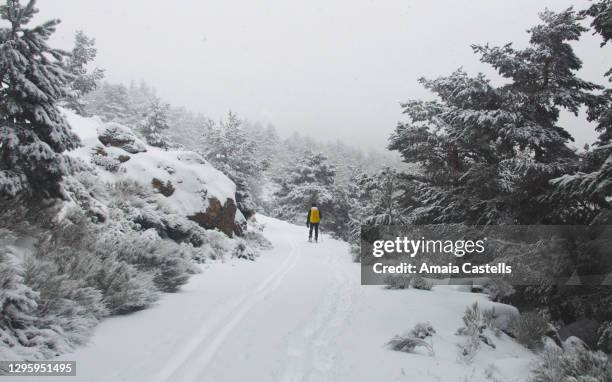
[64,109,244,237]
[188,197,242,237]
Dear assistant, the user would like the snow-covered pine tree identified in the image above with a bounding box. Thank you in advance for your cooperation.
[201,111,263,219]
[127,80,156,123]
[0,0,81,198]
[550,1,612,224]
[583,0,612,50]
[85,82,133,124]
[361,167,411,226]
[139,97,171,148]
[389,8,600,225]
[63,30,104,115]
[274,151,351,238]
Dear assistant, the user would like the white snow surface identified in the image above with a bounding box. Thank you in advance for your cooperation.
[18,216,536,382]
[63,109,236,215]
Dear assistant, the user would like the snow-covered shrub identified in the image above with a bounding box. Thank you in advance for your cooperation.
[242,219,273,250]
[243,229,272,250]
[199,229,236,261]
[63,172,108,222]
[153,256,190,293]
[0,247,45,360]
[22,256,107,346]
[458,303,498,336]
[459,334,482,363]
[597,321,612,353]
[36,210,158,315]
[411,322,436,339]
[91,152,122,173]
[93,259,157,314]
[411,275,433,290]
[386,335,434,356]
[97,122,147,154]
[232,240,257,261]
[96,229,191,293]
[457,303,498,362]
[510,311,550,350]
[530,343,612,382]
[384,274,412,289]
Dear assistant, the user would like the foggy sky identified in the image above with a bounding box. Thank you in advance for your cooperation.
[39,0,611,150]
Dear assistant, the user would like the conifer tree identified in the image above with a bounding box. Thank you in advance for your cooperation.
[274,151,351,238]
[550,2,612,223]
[64,30,104,115]
[201,112,263,219]
[0,0,80,197]
[389,8,599,224]
[86,83,133,124]
[140,97,170,148]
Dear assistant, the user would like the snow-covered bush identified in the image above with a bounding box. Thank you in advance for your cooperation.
[386,335,434,356]
[383,274,433,290]
[195,229,236,261]
[22,255,106,346]
[459,334,482,363]
[0,246,44,360]
[232,241,256,261]
[91,152,122,173]
[457,303,498,362]
[34,212,157,315]
[96,229,191,293]
[384,274,412,289]
[411,275,433,290]
[458,303,498,336]
[410,322,436,339]
[242,218,273,250]
[530,342,612,382]
[97,122,147,154]
[510,311,550,350]
[92,258,157,314]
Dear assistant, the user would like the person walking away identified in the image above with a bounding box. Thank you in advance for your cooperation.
[306,203,321,242]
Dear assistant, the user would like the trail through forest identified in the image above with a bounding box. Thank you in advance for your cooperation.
[18,216,533,382]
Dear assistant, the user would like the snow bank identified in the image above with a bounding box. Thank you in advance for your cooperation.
[63,109,236,219]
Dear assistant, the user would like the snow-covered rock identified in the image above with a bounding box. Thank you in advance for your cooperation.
[97,122,147,154]
[63,109,242,236]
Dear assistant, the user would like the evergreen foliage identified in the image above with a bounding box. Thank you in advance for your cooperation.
[531,343,612,382]
[201,112,264,219]
[0,0,81,198]
[389,9,600,225]
[274,151,351,239]
[63,30,104,115]
[550,1,612,223]
[139,97,171,148]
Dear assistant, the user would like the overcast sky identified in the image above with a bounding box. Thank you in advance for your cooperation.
[39,0,610,150]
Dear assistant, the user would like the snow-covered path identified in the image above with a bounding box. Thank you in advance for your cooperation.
[21,216,535,382]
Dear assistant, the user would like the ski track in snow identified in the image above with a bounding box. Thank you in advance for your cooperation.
[153,238,300,382]
[280,241,354,382]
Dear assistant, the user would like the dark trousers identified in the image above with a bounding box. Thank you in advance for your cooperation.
[309,223,319,240]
